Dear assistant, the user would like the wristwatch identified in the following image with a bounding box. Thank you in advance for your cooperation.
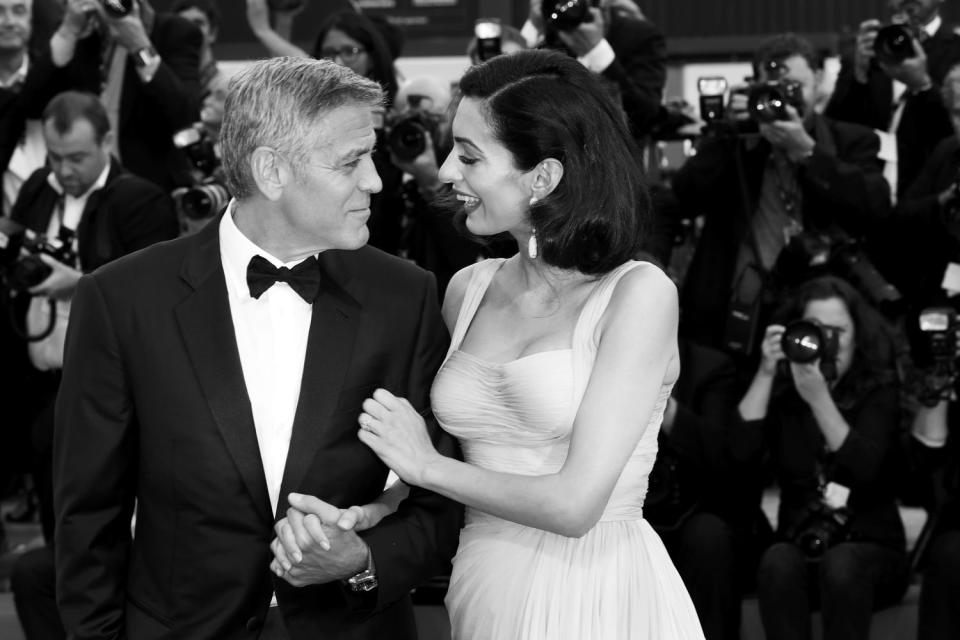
[131,45,160,69]
[346,548,378,592]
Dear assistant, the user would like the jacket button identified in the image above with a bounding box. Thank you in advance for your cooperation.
[246,616,263,631]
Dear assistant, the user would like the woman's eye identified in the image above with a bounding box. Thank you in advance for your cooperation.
[458,156,478,166]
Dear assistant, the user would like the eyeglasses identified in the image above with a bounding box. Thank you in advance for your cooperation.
[319,45,366,62]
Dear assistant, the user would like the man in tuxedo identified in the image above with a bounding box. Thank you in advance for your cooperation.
[826,0,960,197]
[53,57,462,639]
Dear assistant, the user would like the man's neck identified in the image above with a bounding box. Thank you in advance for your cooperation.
[0,48,25,83]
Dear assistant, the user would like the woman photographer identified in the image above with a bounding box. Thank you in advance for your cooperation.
[732,276,909,640]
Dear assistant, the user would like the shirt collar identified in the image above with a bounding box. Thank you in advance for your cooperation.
[924,15,942,38]
[0,54,29,89]
[219,198,316,301]
[46,159,111,199]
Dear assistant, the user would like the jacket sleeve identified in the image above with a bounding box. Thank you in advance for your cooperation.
[603,17,666,138]
[828,384,902,490]
[139,15,203,134]
[54,274,136,640]
[355,271,463,611]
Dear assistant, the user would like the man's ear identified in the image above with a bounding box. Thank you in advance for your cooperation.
[530,157,564,201]
[249,146,290,201]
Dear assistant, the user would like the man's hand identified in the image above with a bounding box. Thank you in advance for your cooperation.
[880,38,932,92]
[759,105,815,162]
[854,19,881,83]
[527,0,545,33]
[59,0,99,40]
[245,0,271,36]
[270,493,370,587]
[556,7,605,57]
[27,254,82,301]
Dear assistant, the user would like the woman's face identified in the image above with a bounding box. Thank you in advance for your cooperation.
[437,97,535,237]
[319,28,371,78]
[803,296,856,379]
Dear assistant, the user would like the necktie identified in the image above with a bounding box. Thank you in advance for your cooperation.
[246,254,321,303]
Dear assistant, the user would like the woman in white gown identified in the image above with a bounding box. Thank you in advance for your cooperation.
[357,49,705,640]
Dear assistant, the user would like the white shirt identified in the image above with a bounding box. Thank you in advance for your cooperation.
[218,200,314,516]
[2,55,46,214]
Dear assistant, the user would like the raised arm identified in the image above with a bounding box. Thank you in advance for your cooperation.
[361,265,679,538]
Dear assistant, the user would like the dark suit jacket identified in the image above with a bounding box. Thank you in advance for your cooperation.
[53,215,463,639]
[602,11,667,139]
[825,22,960,195]
[10,158,178,271]
[26,12,202,191]
[672,115,889,353]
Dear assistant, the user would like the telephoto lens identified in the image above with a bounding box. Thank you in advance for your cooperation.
[874,24,916,65]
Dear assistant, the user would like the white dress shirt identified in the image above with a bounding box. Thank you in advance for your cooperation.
[218,200,314,517]
[1,55,46,214]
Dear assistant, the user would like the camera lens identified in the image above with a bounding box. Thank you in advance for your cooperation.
[179,183,230,220]
[780,320,826,364]
[541,0,592,31]
[387,119,428,162]
[747,83,789,123]
[10,255,52,291]
[874,24,915,65]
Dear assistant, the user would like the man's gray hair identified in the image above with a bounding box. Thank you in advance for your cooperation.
[220,57,384,199]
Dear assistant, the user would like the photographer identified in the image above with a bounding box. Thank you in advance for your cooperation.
[672,33,891,362]
[826,0,960,198]
[25,0,202,191]
[902,397,960,640]
[522,0,666,140]
[733,276,908,640]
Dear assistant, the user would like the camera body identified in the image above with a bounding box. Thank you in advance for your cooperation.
[789,499,851,559]
[915,307,959,405]
[101,0,133,18]
[541,0,600,31]
[0,217,77,292]
[781,318,840,380]
[171,124,230,221]
[874,23,917,66]
[384,104,444,163]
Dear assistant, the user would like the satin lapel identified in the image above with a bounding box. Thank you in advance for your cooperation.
[174,221,273,526]
[276,270,360,518]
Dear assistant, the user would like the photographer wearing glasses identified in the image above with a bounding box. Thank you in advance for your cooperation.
[732,276,908,640]
[673,33,891,364]
[826,0,960,198]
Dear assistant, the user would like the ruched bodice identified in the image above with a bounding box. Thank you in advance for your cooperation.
[434,258,703,640]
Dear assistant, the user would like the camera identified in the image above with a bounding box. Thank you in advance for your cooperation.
[743,60,805,123]
[100,0,133,18]
[171,124,230,221]
[789,499,851,559]
[541,0,599,31]
[474,18,502,62]
[914,307,959,405]
[0,217,77,292]
[781,318,840,380]
[385,100,444,163]
[874,23,917,66]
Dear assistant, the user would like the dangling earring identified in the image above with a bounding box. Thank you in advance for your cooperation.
[527,231,539,259]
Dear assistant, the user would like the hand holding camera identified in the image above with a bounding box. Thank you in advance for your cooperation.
[59,0,101,40]
[878,36,932,92]
[26,254,82,301]
[758,323,787,377]
[854,19,882,83]
[555,6,605,57]
[758,105,816,162]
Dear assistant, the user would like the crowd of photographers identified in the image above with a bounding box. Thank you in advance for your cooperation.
[1,1,960,640]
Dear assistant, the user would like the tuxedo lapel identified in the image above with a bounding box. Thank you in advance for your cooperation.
[174,219,273,526]
[276,257,362,518]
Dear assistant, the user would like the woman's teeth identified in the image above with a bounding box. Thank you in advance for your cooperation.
[457,193,480,208]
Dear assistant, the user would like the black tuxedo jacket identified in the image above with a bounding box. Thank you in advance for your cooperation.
[26,12,202,190]
[10,159,178,272]
[53,216,463,639]
[825,22,960,195]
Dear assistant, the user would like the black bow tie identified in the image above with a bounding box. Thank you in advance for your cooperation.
[246,254,321,303]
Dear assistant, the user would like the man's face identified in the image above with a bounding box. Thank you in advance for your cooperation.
[275,104,382,253]
[178,7,216,48]
[888,0,944,26]
[0,0,31,53]
[44,119,111,197]
[758,54,820,117]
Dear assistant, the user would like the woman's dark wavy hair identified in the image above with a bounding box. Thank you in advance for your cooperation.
[772,276,899,407]
[455,49,648,275]
[311,10,399,107]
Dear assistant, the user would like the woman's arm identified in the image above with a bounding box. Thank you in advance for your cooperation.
[361,265,679,538]
[246,0,309,59]
[737,324,785,421]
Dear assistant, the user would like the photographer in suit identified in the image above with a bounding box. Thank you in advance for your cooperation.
[521,0,666,140]
[733,277,908,640]
[826,0,960,198]
[9,89,177,640]
[672,33,890,363]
